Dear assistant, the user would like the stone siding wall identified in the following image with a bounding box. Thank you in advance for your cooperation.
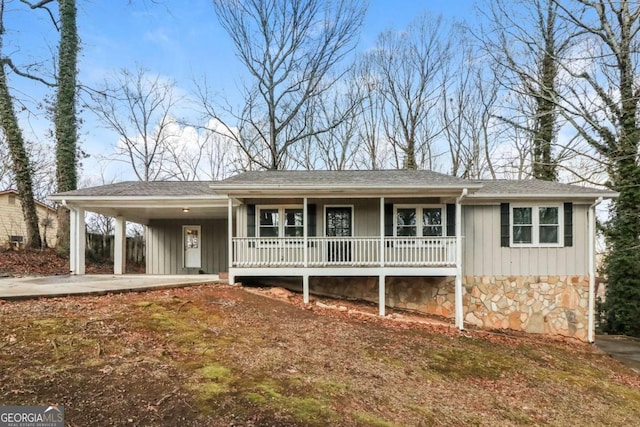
[307,275,589,341]
[463,275,589,341]
[309,276,456,317]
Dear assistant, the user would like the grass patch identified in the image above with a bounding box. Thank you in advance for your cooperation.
[427,345,516,380]
[200,364,231,381]
[354,412,401,427]
[289,397,337,425]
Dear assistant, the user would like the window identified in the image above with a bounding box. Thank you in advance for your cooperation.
[394,205,444,237]
[511,205,561,246]
[258,208,279,237]
[7,194,15,205]
[423,207,443,236]
[284,209,304,237]
[9,235,23,248]
[257,206,303,238]
[396,208,417,236]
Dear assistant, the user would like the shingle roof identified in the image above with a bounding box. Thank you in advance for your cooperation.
[214,169,476,189]
[472,179,616,197]
[49,172,618,200]
[50,181,217,198]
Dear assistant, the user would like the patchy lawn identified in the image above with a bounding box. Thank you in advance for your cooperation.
[1,284,638,426]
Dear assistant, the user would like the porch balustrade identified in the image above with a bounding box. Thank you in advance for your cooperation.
[232,236,456,268]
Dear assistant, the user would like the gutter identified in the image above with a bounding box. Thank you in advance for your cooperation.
[588,197,604,343]
[455,188,468,330]
[466,192,619,200]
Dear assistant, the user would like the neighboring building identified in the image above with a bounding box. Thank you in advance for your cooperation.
[49,170,617,342]
[0,189,58,248]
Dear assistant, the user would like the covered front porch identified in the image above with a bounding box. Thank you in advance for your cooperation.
[224,192,467,328]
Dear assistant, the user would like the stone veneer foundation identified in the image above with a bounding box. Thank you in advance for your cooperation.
[463,275,589,341]
[307,275,590,341]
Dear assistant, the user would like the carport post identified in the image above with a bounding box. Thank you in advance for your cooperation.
[228,197,234,284]
[114,216,126,275]
[69,207,85,275]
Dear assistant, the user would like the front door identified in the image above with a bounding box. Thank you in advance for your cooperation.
[183,225,201,269]
[326,207,352,262]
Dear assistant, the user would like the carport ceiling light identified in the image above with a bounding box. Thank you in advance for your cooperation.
[182,208,190,213]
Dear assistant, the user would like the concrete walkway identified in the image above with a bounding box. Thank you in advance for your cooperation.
[0,274,222,299]
[595,335,640,373]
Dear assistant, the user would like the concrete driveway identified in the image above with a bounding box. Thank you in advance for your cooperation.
[596,335,640,373]
[0,274,222,299]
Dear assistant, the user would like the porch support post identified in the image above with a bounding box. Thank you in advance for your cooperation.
[303,275,309,304]
[455,189,468,330]
[588,197,603,343]
[379,274,386,316]
[303,197,308,268]
[228,197,234,284]
[114,216,126,275]
[69,207,85,275]
[303,197,309,304]
[380,197,385,267]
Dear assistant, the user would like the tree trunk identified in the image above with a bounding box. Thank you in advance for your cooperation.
[531,1,558,181]
[54,0,79,254]
[0,64,42,249]
[0,2,41,249]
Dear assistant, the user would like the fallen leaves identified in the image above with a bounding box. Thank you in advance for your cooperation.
[0,284,638,427]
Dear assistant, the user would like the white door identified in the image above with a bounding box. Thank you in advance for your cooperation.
[183,225,202,269]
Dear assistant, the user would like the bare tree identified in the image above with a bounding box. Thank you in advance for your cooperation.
[552,0,640,336]
[478,0,576,181]
[90,66,181,182]
[368,13,452,170]
[161,120,239,181]
[208,0,366,170]
[350,59,392,170]
[0,0,41,248]
[442,31,500,179]
[290,74,363,170]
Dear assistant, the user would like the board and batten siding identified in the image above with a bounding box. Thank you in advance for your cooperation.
[146,219,227,274]
[462,204,589,276]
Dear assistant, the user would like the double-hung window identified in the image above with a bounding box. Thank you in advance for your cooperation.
[511,205,562,246]
[257,206,304,242]
[395,205,444,238]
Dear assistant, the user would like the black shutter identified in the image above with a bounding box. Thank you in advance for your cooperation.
[307,204,316,237]
[564,202,573,247]
[384,203,394,236]
[500,203,510,247]
[247,204,256,237]
[446,204,456,236]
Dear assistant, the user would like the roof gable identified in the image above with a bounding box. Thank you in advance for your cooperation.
[1,189,57,211]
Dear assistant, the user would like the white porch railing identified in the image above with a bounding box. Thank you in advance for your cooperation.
[383,237,456,266]
[232,236,456,268]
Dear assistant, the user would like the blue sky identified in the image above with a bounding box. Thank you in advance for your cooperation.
[5,0,476,183]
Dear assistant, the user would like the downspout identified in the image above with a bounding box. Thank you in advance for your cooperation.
[588,196,603,343]
[455,188,468,330]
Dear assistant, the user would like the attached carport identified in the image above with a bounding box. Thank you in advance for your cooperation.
[48,182,231,275]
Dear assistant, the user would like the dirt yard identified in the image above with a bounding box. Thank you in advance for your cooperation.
[1,283,639,426]
[0,248,144,276]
